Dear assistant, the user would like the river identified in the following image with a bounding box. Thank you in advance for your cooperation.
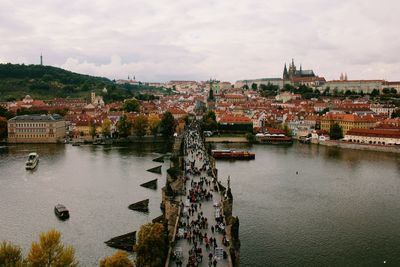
[0,142,399,266]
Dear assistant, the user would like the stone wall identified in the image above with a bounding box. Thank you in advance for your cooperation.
[320,140,400,154]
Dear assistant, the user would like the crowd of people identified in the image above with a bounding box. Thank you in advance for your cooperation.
[172,123,228,267]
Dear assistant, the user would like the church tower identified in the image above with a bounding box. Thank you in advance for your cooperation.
[288,58,297,78]
[283,63,289,80]
[40,53,43,66]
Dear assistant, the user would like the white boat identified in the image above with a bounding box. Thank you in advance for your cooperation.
[25,152,39,170]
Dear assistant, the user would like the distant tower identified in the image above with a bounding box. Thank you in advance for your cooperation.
[91,92,96,104]
[299,64,302,75]
[340,73,344,81]
[40,53,43,66]
[288,58,297,78]
[344,73,348,81]
[283,63,289,80]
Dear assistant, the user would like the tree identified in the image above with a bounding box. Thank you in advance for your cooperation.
[117,115,132,137]
[0,117,7,139]
[317,107,330,116]
[122,99,140,112]
[322,86,330,96]
[27,229,77,267]
[148,114,161,136]
[0,241,24,267]
[329,123,343,140]
[202,111,217,132]
[251,83,257,90]
[0,107,14,119]
[370,89,380,98]
[89,120,97,138]
[391,109,400,118]
[242,84,249,90]
[259,82,279,97]
[135,223,168,267]
[283,124,292,137]
[101,118,112,137]
[132,114,148,137]
[208,88,214,100]
[159,112,176,138]
[99,251,133,267]
[283,83,295,92]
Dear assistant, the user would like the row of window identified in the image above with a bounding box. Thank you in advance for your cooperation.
[11,134,55,138]
[15,128,47,133]
[12,123,52,127]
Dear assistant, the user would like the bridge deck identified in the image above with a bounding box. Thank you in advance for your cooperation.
[169,128,229,267]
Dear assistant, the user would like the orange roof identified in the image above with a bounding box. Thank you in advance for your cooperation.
[219,115,252,124]
[347,128,400,138]
[322,113,376,123]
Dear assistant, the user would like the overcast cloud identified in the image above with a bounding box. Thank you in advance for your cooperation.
[1,0,400,82]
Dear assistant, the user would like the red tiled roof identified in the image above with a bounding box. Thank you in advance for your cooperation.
[322,113,376,123]
[346,128,400,138]
[219,115,252,124]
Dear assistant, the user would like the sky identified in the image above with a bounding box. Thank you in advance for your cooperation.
[1,0,400,82]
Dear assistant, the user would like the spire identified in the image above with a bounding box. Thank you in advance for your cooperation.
[283,63,288,79]
[40,53,43,66]
[299,64,302,74]
[340,73,344,81]
[344,73,348,80]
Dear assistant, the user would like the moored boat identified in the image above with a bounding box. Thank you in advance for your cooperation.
[212,150,255,160]
[54,204,70,220]
[25,152,39,170]
[255,132,293,145]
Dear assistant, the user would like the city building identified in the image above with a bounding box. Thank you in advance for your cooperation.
[235,78,286,89]
[323,80,384,94]
[344,128,400,145]
[8,114,66,143]
[91,92,105,107]
[320,113,376,134]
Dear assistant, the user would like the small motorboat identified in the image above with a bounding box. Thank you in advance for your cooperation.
[25,153,39,170]
[54,204,70,220]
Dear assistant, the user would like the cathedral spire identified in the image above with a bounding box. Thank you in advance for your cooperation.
[283,63,288,80]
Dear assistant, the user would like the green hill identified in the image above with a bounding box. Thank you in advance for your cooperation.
[0,63,162,102]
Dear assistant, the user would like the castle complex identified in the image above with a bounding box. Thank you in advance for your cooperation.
[283,59,316,80]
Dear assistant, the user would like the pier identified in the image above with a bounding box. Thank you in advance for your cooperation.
[162,122,240,267]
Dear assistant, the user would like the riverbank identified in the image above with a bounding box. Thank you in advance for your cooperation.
[205,136,248,143]
[319,140,400,154]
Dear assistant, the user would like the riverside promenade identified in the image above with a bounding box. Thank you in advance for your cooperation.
[168,123,236,267]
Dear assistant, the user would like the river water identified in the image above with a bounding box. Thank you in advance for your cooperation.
[0,142,399,266]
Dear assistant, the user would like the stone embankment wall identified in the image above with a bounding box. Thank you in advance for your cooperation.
[320,140,400,154]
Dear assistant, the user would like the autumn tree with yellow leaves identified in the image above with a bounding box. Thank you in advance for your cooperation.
[0,229,77,267]
[99,251,134,267]
[148,114,160,136]
[132,115,148,137]
[135,223,168,267]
